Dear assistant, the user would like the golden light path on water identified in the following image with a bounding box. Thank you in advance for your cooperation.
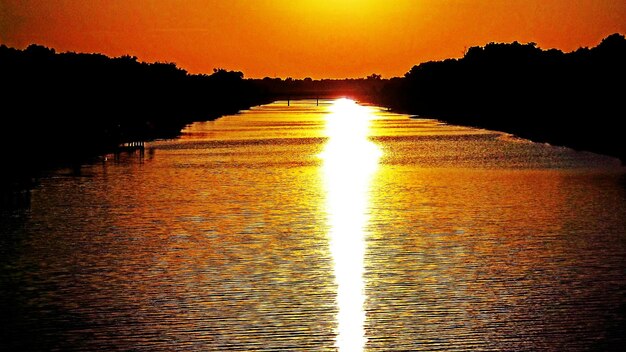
[320,98,382,351]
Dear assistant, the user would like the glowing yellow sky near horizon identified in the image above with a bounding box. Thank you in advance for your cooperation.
[2,0,625,78]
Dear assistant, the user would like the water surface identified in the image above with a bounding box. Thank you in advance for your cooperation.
[1,99,625,351]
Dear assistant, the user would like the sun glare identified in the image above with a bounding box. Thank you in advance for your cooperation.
[321,98,381,351]
[322,98,381,173]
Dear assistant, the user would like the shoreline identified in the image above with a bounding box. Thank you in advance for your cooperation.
[377,105,626,165]
[2,33,624,196]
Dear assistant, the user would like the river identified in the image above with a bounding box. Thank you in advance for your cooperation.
[1,99,625,351]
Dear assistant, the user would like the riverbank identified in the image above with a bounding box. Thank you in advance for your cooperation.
[0,44,272,197]
[372,33,626,163]
[2,33,624,196]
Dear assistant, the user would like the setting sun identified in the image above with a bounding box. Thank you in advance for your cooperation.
[321,99,382,173]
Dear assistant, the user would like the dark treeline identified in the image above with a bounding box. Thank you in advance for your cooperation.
[0,43,387,191]
[250,73,386,101]
[2,33,625,191]
[0,44,268,187]
[377,33,626,162]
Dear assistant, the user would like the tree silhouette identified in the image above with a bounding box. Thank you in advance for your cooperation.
[378,33,626,162]
[0,45,270,186]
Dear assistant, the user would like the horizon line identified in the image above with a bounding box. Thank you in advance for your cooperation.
[2,32,623,80]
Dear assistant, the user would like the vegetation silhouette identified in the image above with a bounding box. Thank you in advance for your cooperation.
[1,33,624,196]
[238,34,626,163]
[377,33,626,163]
[0,44,268,190]
[250,73,386,101]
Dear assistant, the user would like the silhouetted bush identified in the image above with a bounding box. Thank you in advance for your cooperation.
[250,75,386,101]
[0,45,269,183]
[2,33,625,188]
[377,33,626,162]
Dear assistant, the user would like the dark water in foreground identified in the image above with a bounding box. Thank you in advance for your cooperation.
[1,99,625,351]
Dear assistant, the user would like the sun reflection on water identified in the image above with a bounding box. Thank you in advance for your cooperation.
[321,98,381,351]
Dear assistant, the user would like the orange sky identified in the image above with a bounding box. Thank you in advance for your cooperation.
[1,0,625,78]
